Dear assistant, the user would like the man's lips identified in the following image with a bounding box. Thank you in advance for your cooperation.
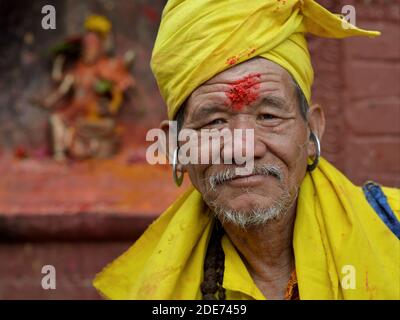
[224,173,269,188]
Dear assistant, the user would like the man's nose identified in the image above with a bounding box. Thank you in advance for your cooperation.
[225,117,268,163]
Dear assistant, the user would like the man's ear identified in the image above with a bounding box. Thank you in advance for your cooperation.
[306,103,325,156]
[160,119,172,163]
[307,103,325,140]
[160,120,170,138]
[159,119,184,172]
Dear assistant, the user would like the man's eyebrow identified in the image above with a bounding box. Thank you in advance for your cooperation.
[188,105,228,123]
[257,96,288,110]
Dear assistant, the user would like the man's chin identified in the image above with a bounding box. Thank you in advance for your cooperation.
[215,203,273,215]
[209,204,286,228]
[207,189,295,228]
[211,193,277,212]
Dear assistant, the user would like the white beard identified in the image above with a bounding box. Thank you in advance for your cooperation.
[208,188,295,229]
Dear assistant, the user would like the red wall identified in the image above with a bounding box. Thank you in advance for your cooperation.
[311,0,400,186]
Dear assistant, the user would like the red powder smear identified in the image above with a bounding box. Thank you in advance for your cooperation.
[225,73,261,111]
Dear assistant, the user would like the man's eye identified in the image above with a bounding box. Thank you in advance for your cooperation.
[207,118,226,126]
[259,114,277,120]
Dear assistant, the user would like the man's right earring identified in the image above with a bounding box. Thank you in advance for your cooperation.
[307,132,321,172]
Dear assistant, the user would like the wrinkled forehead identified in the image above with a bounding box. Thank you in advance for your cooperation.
[187,57,296,105]
[189,57,293,98]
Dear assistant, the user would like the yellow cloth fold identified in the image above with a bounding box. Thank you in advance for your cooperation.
[150,0,380,120]
[93,158,400,299]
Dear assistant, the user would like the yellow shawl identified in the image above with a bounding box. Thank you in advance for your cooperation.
[93,158,400,299]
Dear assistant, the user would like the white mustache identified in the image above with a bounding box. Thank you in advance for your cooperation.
[209,164,283,191]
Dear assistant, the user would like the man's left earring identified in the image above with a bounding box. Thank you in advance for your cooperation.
[173,148,184,187]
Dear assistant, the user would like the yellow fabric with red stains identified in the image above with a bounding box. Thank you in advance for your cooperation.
[93,158,400,299]
[150,0,380,120]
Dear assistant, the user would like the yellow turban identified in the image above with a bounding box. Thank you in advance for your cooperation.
[150,0,380,120]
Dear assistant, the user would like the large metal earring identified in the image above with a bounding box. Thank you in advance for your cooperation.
[172,148,184,186]
[307,132,321,172]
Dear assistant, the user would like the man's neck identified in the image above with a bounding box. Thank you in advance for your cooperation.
[221,202,297,299]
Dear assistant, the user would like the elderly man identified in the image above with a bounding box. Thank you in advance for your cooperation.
[94,0,400,300]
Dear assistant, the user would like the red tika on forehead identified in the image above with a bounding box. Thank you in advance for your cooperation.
[225,73,261,111]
